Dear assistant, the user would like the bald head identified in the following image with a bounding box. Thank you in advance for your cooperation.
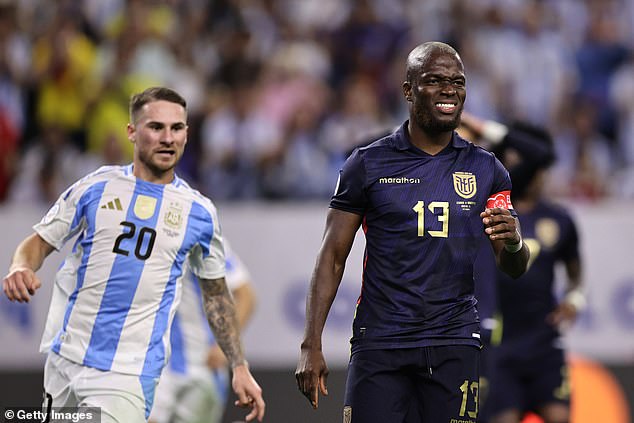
[406,42,462,83]
[402,41,466,137]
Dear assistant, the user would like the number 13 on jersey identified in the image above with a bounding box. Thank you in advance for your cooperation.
[412,201,449,238]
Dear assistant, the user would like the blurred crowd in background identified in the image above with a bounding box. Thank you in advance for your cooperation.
[1,0,633,204]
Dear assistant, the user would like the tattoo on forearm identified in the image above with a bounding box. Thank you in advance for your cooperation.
[200,278,245,368]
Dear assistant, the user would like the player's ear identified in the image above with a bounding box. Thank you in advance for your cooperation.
[127,123,136,144]
[402,81,412,102]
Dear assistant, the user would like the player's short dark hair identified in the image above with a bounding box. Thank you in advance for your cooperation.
[129,87,187,123]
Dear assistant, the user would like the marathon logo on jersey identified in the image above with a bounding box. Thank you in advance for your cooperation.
[164,201,183,229]
[453,172,477,199]
[133,195,157,220]
[378,176,421,184]
[486,190,513,210]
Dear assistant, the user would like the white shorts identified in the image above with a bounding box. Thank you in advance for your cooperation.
[44,352,158,423]
[149,367,228,423]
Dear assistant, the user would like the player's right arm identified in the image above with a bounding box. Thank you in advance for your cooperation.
[296,208,362,409]
[3,233,55,302]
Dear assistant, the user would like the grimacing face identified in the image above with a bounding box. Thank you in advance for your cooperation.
[405,49,466,134]
[128,100,188,180]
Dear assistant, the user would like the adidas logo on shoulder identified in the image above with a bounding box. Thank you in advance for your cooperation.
[101,198,123,211]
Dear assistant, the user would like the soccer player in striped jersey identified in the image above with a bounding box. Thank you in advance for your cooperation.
[296,42,529,422]
[149,241,256,423]
[2,87,264,422]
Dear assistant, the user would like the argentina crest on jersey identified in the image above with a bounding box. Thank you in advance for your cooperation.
[452,171,477,199]
[164,201,183,229]
[163,201,184,238]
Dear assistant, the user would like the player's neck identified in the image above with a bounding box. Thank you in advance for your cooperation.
[407,122,452,155]
[132,163,175,185]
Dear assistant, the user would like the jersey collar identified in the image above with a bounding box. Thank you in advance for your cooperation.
[125,163,182,186]
[393,120,469,152]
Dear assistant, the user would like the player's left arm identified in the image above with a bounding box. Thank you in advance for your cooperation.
[199,277,245,367]
[206,282,257,369]
[481,208,530,278]
[199,276,265,422]
[548,256,584,327]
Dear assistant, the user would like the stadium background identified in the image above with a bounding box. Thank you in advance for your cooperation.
[0,0,632,422]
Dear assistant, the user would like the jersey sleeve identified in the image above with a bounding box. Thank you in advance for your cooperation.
[32,179,90,250]
[559,212,580,262]
[188,201,226,280]
[490,153,513,195]
[224,240,252,290]
[329,148,368,215]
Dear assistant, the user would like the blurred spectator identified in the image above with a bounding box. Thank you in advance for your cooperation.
[31,6,98,148]
[199,83,282,200]
[319,73,393,167]
[548,100,613,200]
[574,0,628,140]
[0,106,19,202]
[609,53,634,198]
[258,80,335,199]
[0,4,28,202]
[0,3,30,136]
[8,125,99,205]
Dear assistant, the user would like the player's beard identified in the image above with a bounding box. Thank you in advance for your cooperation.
[412,99,463,134]
[138,149,178,178]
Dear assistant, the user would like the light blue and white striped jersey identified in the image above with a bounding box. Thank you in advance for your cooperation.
[168,240,251,377]
[35,164,225,378]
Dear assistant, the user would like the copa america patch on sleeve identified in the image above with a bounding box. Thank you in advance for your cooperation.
[486,190,513,209]
[42,203,60,224]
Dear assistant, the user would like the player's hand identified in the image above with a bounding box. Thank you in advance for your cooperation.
[480,208,521,244]
[2,267,41,303]
[547,302,578,328]
[206,345,228,369]
[295,348,329,409]
[231,363,265,422]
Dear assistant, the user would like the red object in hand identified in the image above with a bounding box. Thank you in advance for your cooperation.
[486,190,513,210]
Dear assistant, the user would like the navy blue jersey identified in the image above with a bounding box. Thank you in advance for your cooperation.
[331,121,512,353]
[495,201,580,355]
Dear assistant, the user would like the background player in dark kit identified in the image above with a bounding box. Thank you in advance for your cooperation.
[462,112,584,423]
[296,41,529,422]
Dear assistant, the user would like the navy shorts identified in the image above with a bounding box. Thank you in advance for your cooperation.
[482,345,570,419]
[343,345,481,423]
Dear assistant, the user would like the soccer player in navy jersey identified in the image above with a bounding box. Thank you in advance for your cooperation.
[2,87,264,422]
[463,113,583,423]
[295,41,530,422]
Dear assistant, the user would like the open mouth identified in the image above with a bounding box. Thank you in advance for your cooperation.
[435,102,457,114]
